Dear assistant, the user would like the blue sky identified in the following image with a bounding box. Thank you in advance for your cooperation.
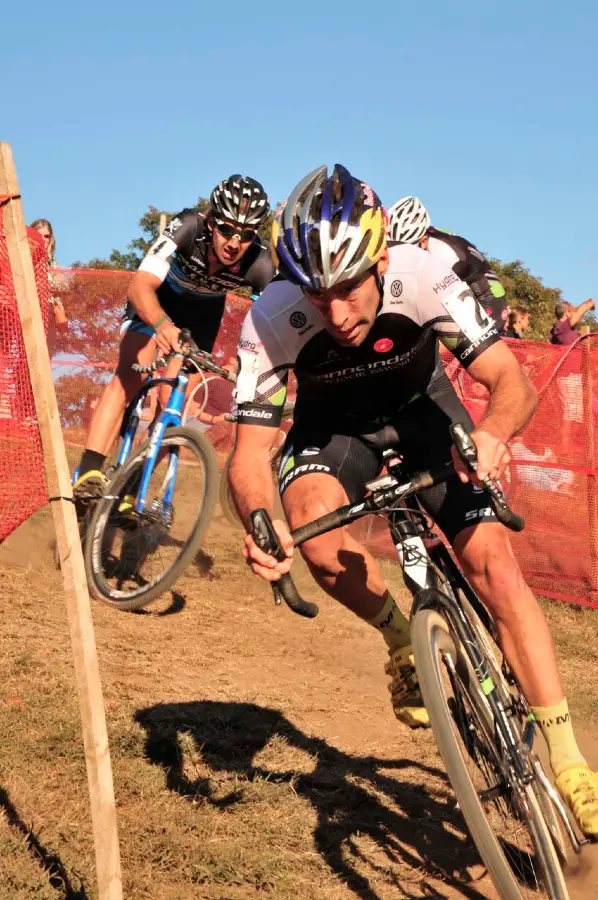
[2,1,596,300]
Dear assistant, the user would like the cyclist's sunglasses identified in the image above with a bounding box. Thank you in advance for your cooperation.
[214,219,257,242]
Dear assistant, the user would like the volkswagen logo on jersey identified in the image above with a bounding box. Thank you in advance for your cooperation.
[290,311,307,329]
[390,280,403,298]
[373,338,394,353]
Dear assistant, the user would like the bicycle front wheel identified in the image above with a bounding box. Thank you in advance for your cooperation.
[411,607,568,900]
[84,426,218,610]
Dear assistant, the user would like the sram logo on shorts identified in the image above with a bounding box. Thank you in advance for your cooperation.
[280,463,331,492]
[464,507,496,521]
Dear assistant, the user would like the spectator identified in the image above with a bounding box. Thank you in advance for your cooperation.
[30,218,69,326]
[550,299,595,345]
[504,305,530,339]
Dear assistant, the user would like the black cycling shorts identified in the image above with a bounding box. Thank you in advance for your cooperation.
[278,375,497,543]
[120,282,226,353]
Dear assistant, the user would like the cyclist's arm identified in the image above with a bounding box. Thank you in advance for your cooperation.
[456,341,537,482]
[228,300,290,530]
[129,210,197,329]
[415,253,532,481]
[467,340,537,444]
[228,423,280,530]
[569,298,595,328]
[129,270,169,329]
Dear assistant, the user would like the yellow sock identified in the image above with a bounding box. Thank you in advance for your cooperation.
[530,698,586,777]
[366,591,411,652]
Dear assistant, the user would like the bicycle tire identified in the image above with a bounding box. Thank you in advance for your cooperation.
[84,426,218,611]
[456,592,571,869]
[411,607,569,900]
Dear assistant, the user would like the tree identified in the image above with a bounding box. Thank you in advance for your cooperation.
[487,258,597,340]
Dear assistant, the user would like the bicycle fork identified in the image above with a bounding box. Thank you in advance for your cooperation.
[135,378,187,515]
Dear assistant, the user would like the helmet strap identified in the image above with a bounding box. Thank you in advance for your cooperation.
[374,268,385,315]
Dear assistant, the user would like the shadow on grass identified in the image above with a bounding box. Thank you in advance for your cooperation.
[135,700,488,900]
[0,785,87,898]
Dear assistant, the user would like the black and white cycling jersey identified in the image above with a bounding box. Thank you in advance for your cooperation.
[234,243,500,430]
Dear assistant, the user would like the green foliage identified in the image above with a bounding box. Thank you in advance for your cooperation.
[487,258,562,341]
[488,257,597,340]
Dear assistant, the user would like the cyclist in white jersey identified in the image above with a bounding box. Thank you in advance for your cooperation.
[227,163,598,837]
[387,196,508,333]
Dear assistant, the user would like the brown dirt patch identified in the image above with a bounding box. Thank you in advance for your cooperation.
[1,501,598,898]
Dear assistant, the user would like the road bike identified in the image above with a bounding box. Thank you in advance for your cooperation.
[250,424,585,899]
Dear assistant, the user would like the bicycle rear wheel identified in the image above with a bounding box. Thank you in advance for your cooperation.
[84,426,218,610]
[411,607,568,900]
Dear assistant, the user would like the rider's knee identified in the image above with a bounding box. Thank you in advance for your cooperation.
[457,526,525,598]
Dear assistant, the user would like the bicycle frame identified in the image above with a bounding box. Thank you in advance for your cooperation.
[118,370,189,514]
[382,493,536,785]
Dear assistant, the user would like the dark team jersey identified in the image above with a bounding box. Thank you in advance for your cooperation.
[425,226,498,286]
[139,208,274,297]
[234,244,500,431]
[132,208,275,350]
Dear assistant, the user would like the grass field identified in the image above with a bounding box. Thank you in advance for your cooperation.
[1,496,598,899]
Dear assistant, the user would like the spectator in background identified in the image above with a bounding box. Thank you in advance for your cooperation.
[504,305,530,339]
[549,299,594,451]
[550,299,595,345]
[30,218,69,327]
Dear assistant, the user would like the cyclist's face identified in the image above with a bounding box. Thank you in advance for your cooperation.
[210,216,257,266]
[304,252,389,347]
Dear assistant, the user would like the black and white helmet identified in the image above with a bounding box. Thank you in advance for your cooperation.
[386,196,430,244]
[209,174,270,228]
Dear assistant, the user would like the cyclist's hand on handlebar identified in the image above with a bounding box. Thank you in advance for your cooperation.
[154,320,181,356]
[452,428,511,485]
[242,519,294,582]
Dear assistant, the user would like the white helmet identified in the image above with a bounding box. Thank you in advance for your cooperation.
[386,196,430,244]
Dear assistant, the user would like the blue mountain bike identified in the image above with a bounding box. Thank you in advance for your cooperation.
[83,331,234,611]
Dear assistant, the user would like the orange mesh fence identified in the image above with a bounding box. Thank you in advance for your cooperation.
[20,268,598,607]
[0,224,51,541]
[357,337,598,608]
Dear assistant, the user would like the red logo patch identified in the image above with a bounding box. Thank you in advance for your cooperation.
[374,338,393,353]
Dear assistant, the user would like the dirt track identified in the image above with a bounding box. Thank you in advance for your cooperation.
[1,503,598,899]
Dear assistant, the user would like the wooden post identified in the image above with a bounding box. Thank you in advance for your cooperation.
[159,212,167,235]
[0,143,122,899]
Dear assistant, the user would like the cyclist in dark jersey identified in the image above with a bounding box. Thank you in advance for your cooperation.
[227,164,598,835]
[387,196,508,333]
[74,174,274,498]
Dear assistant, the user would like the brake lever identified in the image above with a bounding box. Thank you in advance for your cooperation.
[450,423,524,532]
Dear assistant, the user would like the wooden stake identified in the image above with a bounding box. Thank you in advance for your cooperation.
[0,142,122,899]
